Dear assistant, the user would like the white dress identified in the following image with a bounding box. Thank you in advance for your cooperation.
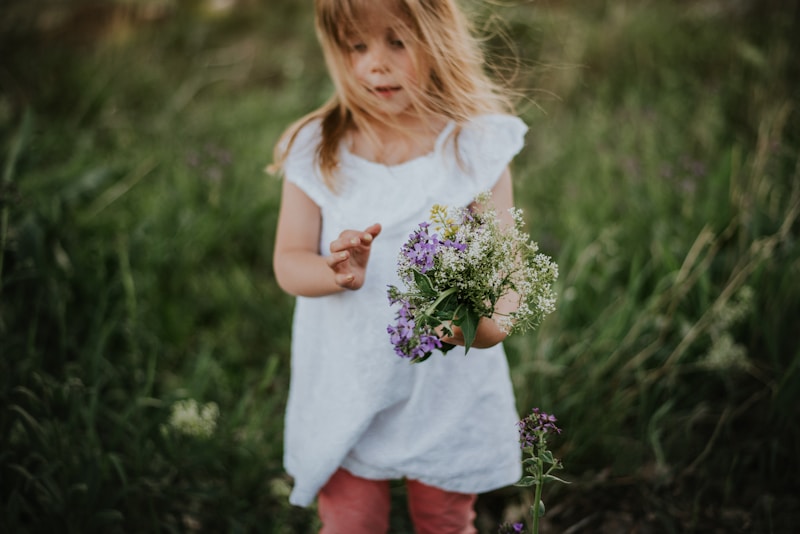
[281,113,528,507]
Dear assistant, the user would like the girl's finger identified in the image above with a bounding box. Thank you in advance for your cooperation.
[334,272,356,288]
[326,250,349,268]
[364,223,382,240]
[329,232,361,253]
[330,227,379,253]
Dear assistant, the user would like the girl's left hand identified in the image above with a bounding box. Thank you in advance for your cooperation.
[438,317,508,350]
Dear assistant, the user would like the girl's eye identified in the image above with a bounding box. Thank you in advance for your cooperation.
[389,39,405,49]
[350,43,367,53]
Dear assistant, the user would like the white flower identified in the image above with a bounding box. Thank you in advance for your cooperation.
[163,398,219,439]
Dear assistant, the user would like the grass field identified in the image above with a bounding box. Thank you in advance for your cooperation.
[2,0,799,532]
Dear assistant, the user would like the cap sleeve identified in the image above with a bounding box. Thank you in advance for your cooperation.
[281,119,331,208]
[456,114,528,191]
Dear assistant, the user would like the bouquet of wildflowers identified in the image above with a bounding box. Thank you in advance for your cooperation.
[387,192,558,363]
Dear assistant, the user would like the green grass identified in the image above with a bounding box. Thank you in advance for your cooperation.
[1,0,798,532]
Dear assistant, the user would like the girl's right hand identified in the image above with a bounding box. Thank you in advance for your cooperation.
[327,223,382,290]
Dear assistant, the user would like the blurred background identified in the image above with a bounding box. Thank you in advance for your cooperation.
[1,0,798,532]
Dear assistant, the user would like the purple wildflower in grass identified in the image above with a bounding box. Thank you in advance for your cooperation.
[518,408,562,449]
[497,521,525,534]
[516,408,568,534]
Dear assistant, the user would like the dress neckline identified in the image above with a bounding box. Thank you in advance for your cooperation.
[341,121,457,170]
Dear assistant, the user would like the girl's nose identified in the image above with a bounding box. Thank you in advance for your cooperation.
[367,46,390,73]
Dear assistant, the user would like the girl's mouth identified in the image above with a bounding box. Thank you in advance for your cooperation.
[373,85,401,98]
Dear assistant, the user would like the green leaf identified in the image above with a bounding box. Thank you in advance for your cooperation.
[436,291,460,315]
[532,500,546,516]
[439,342,456,354]
[454,306,480,353]
[424,286,458,317]
[411,352,433,364]
[544,474,571,485]
[515,476,537,487]
[413,271,436,297]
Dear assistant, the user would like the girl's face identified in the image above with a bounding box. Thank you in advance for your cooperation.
[345,24,423,119]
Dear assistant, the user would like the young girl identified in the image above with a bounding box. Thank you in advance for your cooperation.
[272,1,528,532]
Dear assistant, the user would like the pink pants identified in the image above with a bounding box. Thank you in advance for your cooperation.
[318,468,478,534]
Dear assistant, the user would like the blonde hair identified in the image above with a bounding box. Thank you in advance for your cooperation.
[271,0,515,191]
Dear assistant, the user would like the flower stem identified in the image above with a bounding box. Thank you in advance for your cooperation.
[424,286,458,316]
[532,453,544,534]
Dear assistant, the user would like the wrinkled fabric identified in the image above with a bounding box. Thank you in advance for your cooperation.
[282,114,527,507]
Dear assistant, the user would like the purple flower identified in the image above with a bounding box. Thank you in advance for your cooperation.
[386,298,442,360]
[401,224,441,274]
[518,408,562,449]
[497,522,525,534]
[442,238,467,251]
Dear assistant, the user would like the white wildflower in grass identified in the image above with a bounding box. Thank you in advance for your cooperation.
[162,399,219,439]
[387,192,558,363]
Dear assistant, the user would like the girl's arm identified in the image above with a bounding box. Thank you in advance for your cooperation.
[440,167,516,349]
[273,181,381,297]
